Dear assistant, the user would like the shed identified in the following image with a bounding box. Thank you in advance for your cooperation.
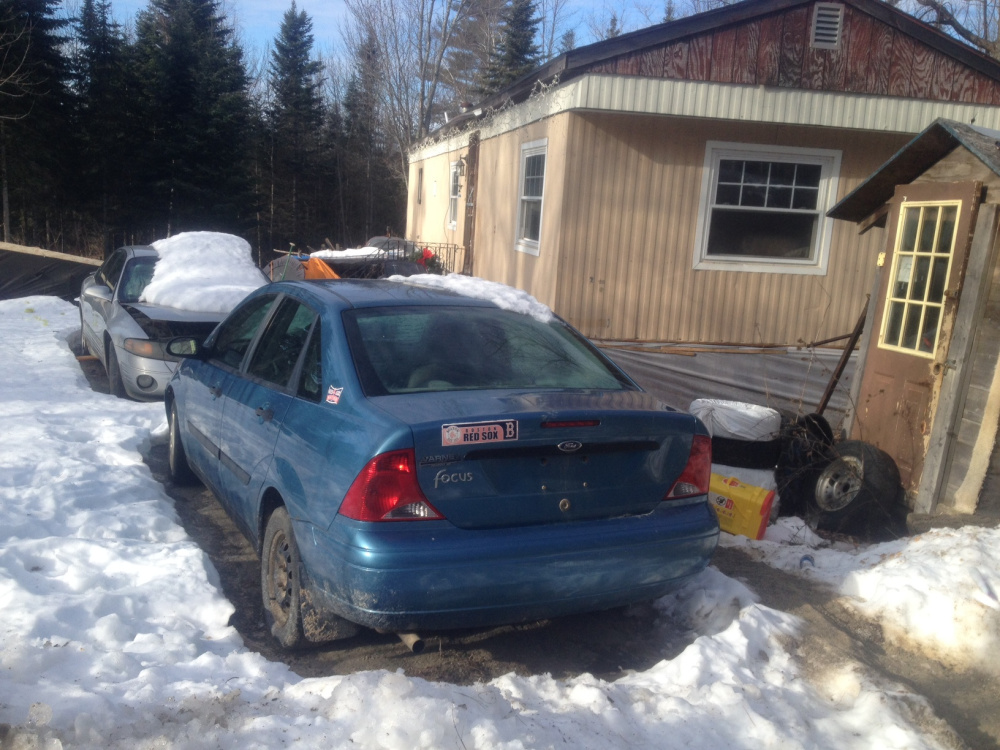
[829,118,1000,515]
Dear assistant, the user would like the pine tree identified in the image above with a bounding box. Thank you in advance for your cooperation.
[267,2,325,251]
[133,0,255,237]
[478,0,541,97]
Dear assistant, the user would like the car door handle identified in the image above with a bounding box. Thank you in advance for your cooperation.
[255,406,274,422]
[209,385,223,398]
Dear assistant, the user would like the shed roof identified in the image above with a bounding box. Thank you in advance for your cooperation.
[828,119,1000,222]
[442,0,1000,134]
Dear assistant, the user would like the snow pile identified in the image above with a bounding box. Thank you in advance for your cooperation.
[312,246,387,259]
[141,231,266,313]
[724,516,1000,673]
[389,273,554,323]
[0,297,973,748]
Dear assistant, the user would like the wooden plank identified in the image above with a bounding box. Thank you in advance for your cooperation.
[756,14,783,86]
[888,32,915,97]
[710,27,737,82]
[867,20,893,95]
[778,6,808,87]
[800,44,826,90]
[587,61,616,74]
[687,35,713,80]
[909,43,936,99]
[616,54,641,75]
[949,58,978,101]
[972,73,1000,105]
[732,21,761,84]
[663,41,689,79]
[917,203,999,513]
[822,35,848,90]
[844,8,875,93]
[929,52,961,100]
[638,46,667,77]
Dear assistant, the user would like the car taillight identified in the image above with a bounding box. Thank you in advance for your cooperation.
[664,435,711,500]
[338,449,444,522]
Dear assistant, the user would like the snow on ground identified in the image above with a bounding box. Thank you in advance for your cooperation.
[723,516,1000,672]
[388,273,554,323]
[141,232,267,313]
[0,295,991,748]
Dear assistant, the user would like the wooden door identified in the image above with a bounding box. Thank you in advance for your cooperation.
[851,181,982,491]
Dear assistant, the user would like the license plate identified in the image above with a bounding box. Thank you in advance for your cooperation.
[442,419,518,446]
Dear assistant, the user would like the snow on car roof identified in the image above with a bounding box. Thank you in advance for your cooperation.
[388,273,554,323]
[140,231,266,314]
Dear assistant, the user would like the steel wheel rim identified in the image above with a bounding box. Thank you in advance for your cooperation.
[266,531,293,627]
[815,455,863,512]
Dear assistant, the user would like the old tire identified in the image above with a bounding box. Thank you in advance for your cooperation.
[774,414,835,517]
[168,402,197,486]
[262,507,306,649]
[808,440,904,539]
[106,341,127,399]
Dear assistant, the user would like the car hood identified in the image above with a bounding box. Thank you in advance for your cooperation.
[122,303,225,340]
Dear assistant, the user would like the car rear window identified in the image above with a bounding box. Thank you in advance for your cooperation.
[344,306,634,395]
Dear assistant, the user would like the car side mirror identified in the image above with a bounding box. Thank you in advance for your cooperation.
[166,337,204,359]
[85,284,112,302]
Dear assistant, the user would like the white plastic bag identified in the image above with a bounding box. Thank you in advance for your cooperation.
[689,398,781,441]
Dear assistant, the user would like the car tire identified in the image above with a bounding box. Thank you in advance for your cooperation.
[262,507,306,649]
[807,440,905,539]
[79,306,87,355]
[168,402,197,486]
[774,413,835,517]
[106,341,128,399]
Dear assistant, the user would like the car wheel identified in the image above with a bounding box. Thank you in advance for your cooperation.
[262,507,305,649]
[79,306,87,355]
[807,440,904,539]
[106,341,128,399]
[774,413,835,517]
[168,402,197,486]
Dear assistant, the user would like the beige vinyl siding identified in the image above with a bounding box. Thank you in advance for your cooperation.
[551,112,909,343]
[472,117,569,309]
[407,149,465,246]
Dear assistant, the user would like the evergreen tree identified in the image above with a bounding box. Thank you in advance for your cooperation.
[266,2,325,252]
[132,0,255,237]
[478,0,541,97]
[557,28,575,54]
[0,0,71,246]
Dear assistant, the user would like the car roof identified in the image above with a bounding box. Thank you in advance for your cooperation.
[267,279,500,312]
[121,245,157,259]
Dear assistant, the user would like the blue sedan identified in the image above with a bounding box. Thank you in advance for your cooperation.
[165,280,718,649]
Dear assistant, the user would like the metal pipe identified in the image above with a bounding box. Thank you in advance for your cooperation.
[397,632,425,654]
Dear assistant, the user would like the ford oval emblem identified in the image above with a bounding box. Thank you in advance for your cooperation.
[557,440,583,453]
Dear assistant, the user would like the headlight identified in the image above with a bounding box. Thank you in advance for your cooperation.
[123,338,169,360]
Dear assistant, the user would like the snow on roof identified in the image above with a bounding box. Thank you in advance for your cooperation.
[141,231,266,314]
[311,246,387,259]
[388,273,554,323]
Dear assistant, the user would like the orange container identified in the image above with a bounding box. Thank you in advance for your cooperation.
[709,473,775,540]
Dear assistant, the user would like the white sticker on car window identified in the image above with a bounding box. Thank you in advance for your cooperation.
[326,386,344,405]
[442,420,518,446]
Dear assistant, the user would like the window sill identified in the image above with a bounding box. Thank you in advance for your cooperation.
[515,240,540,257]
[694,256,828,275]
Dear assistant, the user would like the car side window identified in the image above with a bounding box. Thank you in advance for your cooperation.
[246,299,317,388]
[99,249,127,290]
[297,326,322,402]
[211,295,277,370]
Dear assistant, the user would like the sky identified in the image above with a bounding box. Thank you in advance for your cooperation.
[2,244,1000,746]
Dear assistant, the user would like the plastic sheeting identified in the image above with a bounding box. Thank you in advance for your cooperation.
[689,399,782,440]
[0,243,100,302]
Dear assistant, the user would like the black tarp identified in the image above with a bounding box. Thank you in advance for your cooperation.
[0,243,101,302]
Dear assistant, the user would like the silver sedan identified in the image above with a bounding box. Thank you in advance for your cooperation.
[80,245,225,400]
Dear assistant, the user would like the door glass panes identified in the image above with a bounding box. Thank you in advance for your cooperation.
[880,202,959,357]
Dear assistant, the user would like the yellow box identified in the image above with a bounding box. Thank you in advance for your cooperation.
[709,473,775,540]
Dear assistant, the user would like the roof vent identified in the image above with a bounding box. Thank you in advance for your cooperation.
[811,3,844,49]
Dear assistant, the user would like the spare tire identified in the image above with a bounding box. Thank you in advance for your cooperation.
[774,413,835,517]
[807,440,906,540]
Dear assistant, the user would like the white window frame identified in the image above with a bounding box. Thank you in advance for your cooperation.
[448,161,460,229]
[515,138,547,256]
[693,141,842,275]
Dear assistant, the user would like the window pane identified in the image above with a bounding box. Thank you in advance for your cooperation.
[885,301,905,346]
[766,187,793,209]
[792,187,818,210]
[902,304,922,349]
[744,161,769,184]
[247,300,317,387]
[920,307,940,354]
[706,209,815,259]
[297,329,322,401]
[929,257,949,303]
[716,184,740,205]
[741,185,767,207]
[893,256,912,298]
[520,199,542,241]
[523,154,545,197]
[718,160,743,182]
[212,296,277,369]
[938,206,957,253]
[900,207,920,252]
[796,163,822,187]
[770,162,796,185]
[918,207,939,253]
[119,257,157,303]
[910,255,930,301]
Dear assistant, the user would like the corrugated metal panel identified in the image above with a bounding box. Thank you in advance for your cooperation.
[554,112,902,344]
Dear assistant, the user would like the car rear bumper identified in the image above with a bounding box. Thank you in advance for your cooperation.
[294,499,719,633]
